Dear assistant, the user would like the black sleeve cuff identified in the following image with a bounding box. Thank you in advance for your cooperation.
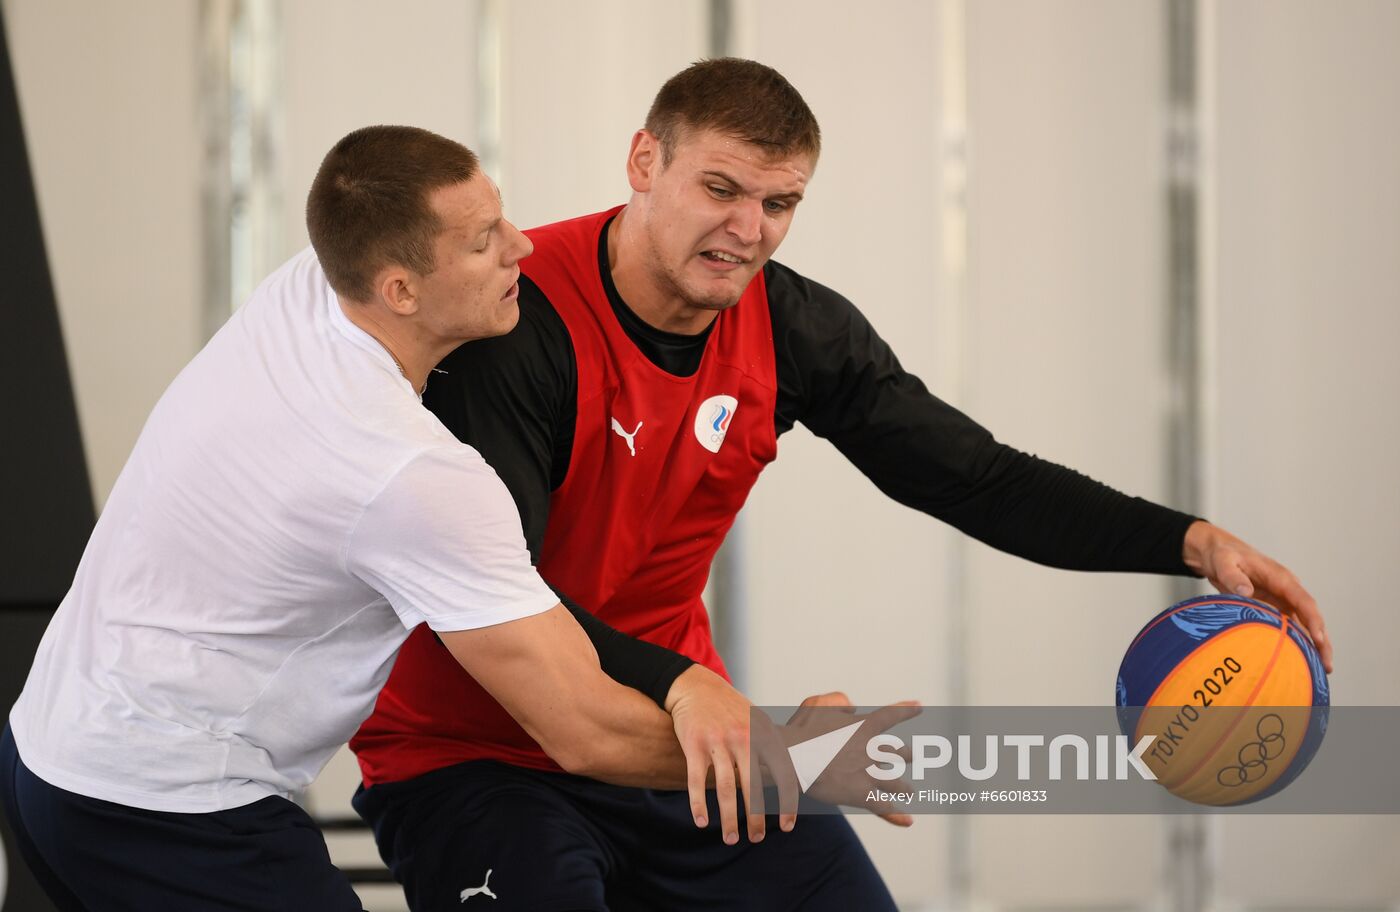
[555,587,695,707]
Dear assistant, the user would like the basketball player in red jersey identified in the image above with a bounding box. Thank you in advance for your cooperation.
[351,59,1333,911]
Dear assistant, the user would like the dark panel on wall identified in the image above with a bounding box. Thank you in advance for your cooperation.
[0,6,96,606]
[1,8,88,909]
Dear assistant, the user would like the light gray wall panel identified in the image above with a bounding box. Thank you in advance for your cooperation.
[1212,1,1400,906]
[279,0,479,258]
[964,0,1171,906]
[497,0,707,231]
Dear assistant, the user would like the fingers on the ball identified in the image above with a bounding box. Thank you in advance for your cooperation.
[1270,571,1333,670]
[1213,556,1251,596]
[1271,576,1333,673]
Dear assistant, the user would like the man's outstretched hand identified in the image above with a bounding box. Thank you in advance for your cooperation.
[665,669,922,843]
[753,691,921,828]
[1183,520,1333,673]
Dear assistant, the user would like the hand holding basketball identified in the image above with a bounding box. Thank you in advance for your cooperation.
[1182,521,1332,673]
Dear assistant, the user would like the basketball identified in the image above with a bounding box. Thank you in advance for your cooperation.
[1115,595,1329,806]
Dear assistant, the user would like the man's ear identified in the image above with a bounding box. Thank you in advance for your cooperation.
[626,129,662,193]
[373,266,418,316]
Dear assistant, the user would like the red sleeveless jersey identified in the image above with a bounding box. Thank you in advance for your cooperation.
[353,208,778,783]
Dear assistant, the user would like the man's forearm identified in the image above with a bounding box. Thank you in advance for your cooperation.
[440,605,694,789]
[560,684,694,789]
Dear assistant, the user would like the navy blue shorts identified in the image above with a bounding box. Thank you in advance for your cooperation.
[0,722,363,912]
[352,759,897,912]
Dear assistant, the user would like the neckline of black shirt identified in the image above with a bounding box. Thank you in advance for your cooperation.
[596,214,714,379]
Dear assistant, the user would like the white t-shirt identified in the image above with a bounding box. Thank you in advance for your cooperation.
[8,248,559,813]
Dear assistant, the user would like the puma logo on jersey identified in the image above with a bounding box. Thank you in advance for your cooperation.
[460,868,497,902]
[611,418,643,456]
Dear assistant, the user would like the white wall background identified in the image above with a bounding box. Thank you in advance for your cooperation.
[1210,2,1400,908]
[4,0,1397,909]
[958,3,1173,906]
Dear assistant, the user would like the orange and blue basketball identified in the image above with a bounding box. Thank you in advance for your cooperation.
[1115,594,1328,806]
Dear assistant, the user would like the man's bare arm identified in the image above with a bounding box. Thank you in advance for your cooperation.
[440,604,784,844]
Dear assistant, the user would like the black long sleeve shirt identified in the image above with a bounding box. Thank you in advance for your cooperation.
[424,219,1199,702]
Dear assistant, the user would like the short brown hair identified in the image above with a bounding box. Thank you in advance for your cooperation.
[644,58,821,165]
[306,125,479,301]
